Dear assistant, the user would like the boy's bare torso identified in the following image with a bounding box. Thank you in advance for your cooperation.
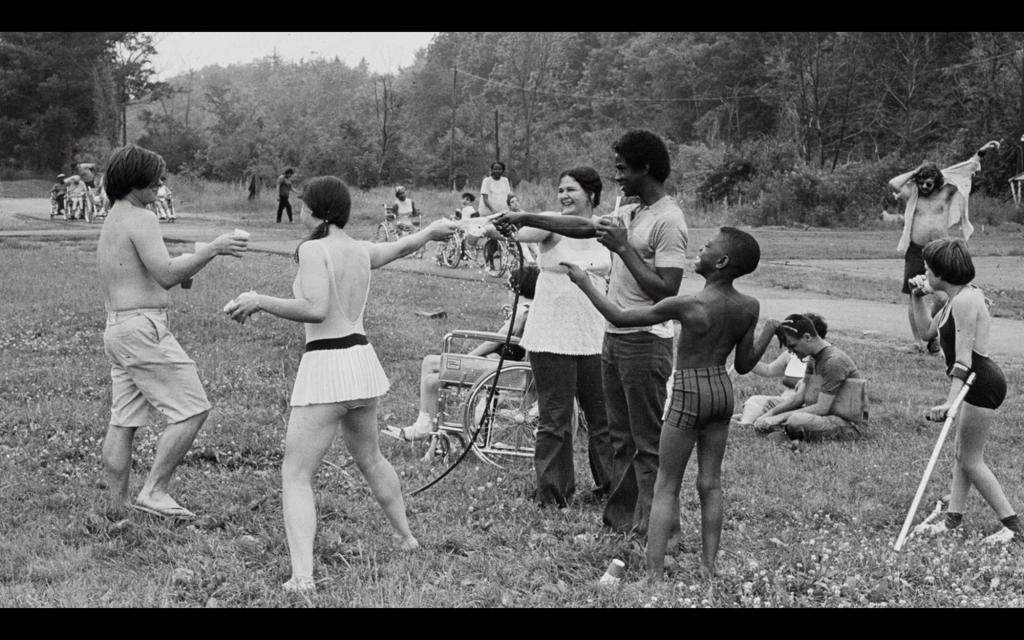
[97,201,170,312]
[675,286,758,370]
[910,186,964,246]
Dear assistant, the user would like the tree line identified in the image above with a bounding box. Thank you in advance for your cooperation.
[4,32,1024,223]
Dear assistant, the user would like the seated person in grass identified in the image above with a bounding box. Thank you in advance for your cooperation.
[384,265,539,441]
[563,226,777,580]
[731,312,827,427]
[752,314,865,442]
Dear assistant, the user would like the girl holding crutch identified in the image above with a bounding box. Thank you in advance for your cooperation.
[908,237,1021,544]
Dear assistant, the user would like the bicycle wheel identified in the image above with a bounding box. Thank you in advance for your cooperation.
[374,223,394,243]
[461,363,537,467]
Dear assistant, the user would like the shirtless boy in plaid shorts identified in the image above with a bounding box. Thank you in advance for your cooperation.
[97,144,249,518]
[564,227,777,581]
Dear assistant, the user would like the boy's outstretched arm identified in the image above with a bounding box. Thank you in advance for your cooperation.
[733,316,779,375]
[562,262,679,327]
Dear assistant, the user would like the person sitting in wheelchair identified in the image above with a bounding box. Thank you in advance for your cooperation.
[384,265,539,442]
[64,174,88,220]
[393,185,420,231]
[50,174,67,218]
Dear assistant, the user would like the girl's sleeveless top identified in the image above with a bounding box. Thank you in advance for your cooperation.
[293,238,370,343]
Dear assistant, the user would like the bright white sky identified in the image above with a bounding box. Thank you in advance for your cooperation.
[149,32,438,79]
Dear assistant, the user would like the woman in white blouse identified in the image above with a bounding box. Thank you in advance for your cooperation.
[492,167,613,507]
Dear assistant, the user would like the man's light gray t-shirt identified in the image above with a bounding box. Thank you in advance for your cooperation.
[606,195,688,338]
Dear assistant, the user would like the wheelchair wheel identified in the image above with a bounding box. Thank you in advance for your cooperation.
[374,222,394,243]
[461,363,536,467]
[438,236,463,268]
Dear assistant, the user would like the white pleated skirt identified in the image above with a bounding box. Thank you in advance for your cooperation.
[289,344,391,407]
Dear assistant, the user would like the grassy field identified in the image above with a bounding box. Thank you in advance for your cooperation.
[1,235,1023,608]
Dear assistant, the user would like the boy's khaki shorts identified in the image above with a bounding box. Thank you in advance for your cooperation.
[103,308,212,427]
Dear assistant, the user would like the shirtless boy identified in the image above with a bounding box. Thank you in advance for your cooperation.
[889,140,999,353]
[97,144,248,518]
[563,227,777,580]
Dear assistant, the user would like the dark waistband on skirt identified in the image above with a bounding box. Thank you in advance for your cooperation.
[304,334,369,352]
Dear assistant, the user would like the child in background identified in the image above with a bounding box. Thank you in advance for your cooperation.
[455,192,478,221]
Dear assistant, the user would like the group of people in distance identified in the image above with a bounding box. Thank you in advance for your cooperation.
[49,164,106,222]
[92,128,1019,597]
[50,166,174,223]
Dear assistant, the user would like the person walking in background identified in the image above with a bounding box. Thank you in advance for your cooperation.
[277,168,299,223]
[491,167,614,508]
[96,143,249,520]
[480,161,511,217]
[225,176,459,593]
[909,238,1022,544]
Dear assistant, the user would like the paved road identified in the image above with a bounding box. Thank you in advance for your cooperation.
[3,196,1022,364]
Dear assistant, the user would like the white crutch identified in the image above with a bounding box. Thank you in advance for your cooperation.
[894,372,976,551]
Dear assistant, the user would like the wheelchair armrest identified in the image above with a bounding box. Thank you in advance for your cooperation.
[443,330,521,352]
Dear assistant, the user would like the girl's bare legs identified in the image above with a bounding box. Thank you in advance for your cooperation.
[949,404,1015,519]
[282,404,343,582]
[339,400,419,550]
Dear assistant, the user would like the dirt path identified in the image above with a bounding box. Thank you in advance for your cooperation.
[4,196,1023,364]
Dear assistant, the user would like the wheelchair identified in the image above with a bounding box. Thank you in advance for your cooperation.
[376,204,421,256]
[419,329,586,469]
[375,204,417,242]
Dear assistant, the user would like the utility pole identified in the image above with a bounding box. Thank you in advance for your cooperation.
[494,108,500,163]
[450,65,457,191]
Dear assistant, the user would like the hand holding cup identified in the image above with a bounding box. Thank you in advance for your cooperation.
[426,217,460,241]
[210,229,250,258]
